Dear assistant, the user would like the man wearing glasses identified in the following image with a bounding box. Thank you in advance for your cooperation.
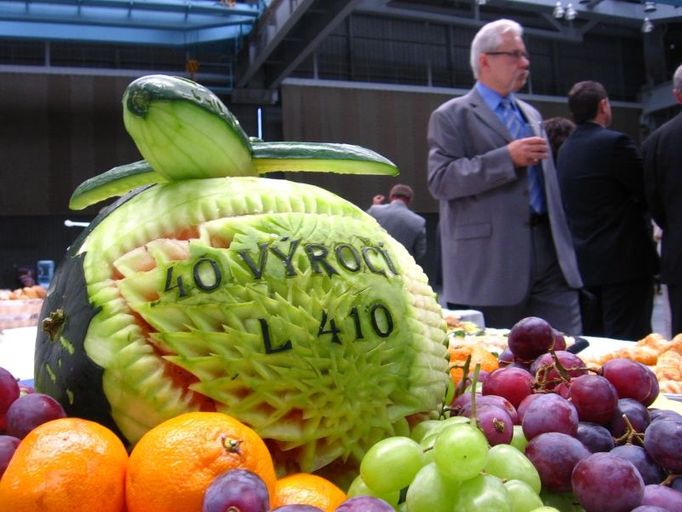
[427,18,583,334]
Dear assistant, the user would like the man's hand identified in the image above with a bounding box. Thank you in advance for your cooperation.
[508,136,549,167]
[372,194,386,205]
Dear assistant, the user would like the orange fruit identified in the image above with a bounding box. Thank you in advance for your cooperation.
[126,411,277,512]
[449,344,499,386]
[272,472,347,512]
[0,417,128,512]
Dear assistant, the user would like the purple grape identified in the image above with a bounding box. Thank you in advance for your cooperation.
[610,444,665,485]
[630,507,671,512]
[571,452,644,512]
[521,393,579,440]
[601,358,660,406]
[531,351,587,391]
[0,435,20,478]
[643,417,682,472]
[576,422,615,453]
[202,469,269,512]
[525,432,590,492]
[450,391,476,413]
[334,496,394,512]
[553,329,567,351]
[459,394,519,424]
[5,392,66,439]
[498,347,515,366]
[507,316,555,361]
[507,360,532,372]
[610,398,650,441]
[272,506,324,512]
[569,374,618,425]
[0,367,20,428]
[670,476,682,493]
[473,405,513,446]
[516,393,542,424]
[649,409,682,423]
[641,484,682,510]
[482,366,534,409]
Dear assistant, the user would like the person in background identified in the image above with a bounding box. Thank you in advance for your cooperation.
[427,18,582,334]
[543,117,575,163]
[367,183,427,260]
[557,80,659,340]
[643,64,682,337]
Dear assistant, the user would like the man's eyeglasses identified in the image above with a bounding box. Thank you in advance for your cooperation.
[485,50,529,60]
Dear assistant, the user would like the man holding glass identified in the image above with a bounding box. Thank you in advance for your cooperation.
[427,18,582,334]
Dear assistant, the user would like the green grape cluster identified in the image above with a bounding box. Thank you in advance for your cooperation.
[347,418,561,512]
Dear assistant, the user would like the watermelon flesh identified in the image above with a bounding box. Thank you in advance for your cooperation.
[36,176,449,473]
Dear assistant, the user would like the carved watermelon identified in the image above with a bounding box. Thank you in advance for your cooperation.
[34,75,449,474]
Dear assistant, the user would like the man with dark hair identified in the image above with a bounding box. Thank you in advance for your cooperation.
[643,64,682,337]
[368,183,427,260]
[557,80,659,339]
[427,19,582,333]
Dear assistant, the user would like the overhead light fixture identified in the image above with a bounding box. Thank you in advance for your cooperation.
[476,0,487,5]
[642,17,655,33]
[553,1,565,18]
[644,1,657,13]
[565,3,577,20]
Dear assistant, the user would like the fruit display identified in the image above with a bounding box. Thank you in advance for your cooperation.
[3,314,682,510]
[2,72,682,510]
[0,285,46,330]
[32,74,449,474]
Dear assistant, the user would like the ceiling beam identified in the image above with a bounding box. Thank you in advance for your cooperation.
[0,19,248,45]
[234,0,361,90]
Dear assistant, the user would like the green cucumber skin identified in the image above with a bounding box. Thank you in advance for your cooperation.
[252,141,399,176]
[124,74,251,151]
[69,160,164,210]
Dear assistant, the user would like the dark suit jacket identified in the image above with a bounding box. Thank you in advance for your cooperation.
[427,88,582,306]
[367,200,427,260]
[643,111,682,284]
[557,122,658,286]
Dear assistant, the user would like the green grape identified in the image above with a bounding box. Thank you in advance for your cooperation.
[433,423,489,481]
[504,479,544,512]
[452,474,511,512]
[405,462,460,512]
[411,420,444,443]
[419,416,469,451]
[510,424,529,452]
[484,444,541,494]
[346,475,400,507]
[360,436,425,493]
[528,508,561,512]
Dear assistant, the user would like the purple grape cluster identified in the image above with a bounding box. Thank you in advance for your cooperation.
[447,316,682,511]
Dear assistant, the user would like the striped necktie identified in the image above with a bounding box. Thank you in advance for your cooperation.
[499,98,546,214]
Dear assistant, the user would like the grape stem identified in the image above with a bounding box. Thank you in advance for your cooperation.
[660,473,680,486]
[469,363,481,429]
[613,413,645,445]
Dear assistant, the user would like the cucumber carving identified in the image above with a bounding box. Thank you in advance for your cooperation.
[71,75,398,210]
[39,74,447,478]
